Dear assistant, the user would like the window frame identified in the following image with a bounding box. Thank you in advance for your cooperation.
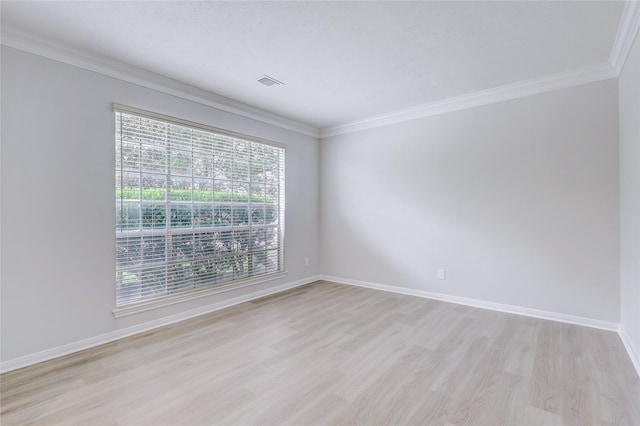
[113,104,286,317]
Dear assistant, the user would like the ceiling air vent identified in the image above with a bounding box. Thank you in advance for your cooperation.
[257,75,284,87]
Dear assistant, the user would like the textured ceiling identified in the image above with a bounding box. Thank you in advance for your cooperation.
[1,1,625,129]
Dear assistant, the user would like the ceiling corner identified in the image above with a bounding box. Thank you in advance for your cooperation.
[1,27,320,139]
[319,62,618,139]
[609,0,640,73]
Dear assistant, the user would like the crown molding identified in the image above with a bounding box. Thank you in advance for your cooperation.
[320,62,618,138]
[610,0,640,73]
[2,20,626,141]
[0,28,320,138]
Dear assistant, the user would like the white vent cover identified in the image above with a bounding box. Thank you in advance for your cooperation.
[257,75,284,87]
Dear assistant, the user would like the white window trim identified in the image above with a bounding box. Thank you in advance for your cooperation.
[112,271,288,318]
[114,103,286,314]
[113,104,287,150]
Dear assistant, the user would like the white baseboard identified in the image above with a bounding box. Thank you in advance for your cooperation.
[619,327,640,379]
[324,274,640,377]
[4,275,634,377]
[320,275,619,331]
[0,275,321,374]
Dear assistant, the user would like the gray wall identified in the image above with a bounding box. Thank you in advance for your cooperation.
[619,31,640,366]
[0,46,320,362]
[320,79,620,322]
[1,43,631,367]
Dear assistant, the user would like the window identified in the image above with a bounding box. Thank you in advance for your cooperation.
[115,105,285,307]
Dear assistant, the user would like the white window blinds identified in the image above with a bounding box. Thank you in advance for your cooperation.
[115,105,285,306]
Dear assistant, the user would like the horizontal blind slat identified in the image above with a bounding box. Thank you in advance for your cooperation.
[116,108,285,306]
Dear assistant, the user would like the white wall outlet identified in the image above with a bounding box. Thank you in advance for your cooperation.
[304,257,310,266]
[437,269,446,280]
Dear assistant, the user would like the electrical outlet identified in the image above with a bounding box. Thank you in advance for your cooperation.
[304,257,310,266]
[437,269,446,280]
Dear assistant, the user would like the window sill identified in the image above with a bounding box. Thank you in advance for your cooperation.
[112,271,288,318]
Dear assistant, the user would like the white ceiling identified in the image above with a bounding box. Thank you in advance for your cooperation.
[1,1,626,130]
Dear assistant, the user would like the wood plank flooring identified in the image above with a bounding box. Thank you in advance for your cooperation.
[1,280,639,425]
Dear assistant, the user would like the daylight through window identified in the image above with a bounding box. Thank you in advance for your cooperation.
[115,106,285,306]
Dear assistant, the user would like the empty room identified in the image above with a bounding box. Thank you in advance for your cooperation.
[1,1,639,425]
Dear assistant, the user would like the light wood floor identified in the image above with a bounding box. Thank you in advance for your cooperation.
[1,281,639,425]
